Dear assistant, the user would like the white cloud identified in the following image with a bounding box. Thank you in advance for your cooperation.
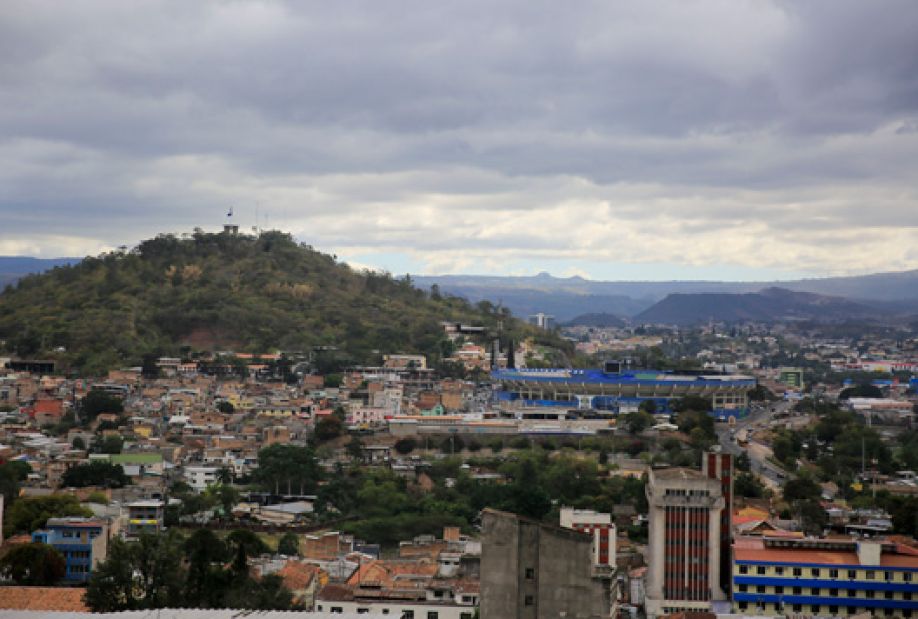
[1,0,917,279]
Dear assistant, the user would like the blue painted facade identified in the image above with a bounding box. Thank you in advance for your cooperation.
[32,519,106,582]
[733,554,918,616]
[493,368,755,417]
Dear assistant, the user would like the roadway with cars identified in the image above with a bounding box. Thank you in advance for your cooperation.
[717,399,794,491]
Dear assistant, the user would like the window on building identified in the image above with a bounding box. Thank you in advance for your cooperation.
[829,606,838,615]
[427,612,438,619]
[866,591,875,599]
[810,588,820,596]
[866,571,876,580]
[793,605,802,612]
[757,566,766,575]
[829,569,839,578]
[905,573,912,582]
[775,567,785,576]
[793,587,802,595]
[524,596,534,607]
[738,585,748,593]
[738,602,748,611]
[848,570,857,579]
[739,565,749,575]
[884,591,893,600]
[793,568,802,576]
[811,605,821,614]
[775,586,784,594]
[905,592,913,601]
[884,571,892,581]
[757,586,766,593]
[525,568,535,580]
[402,612,414,619]
[460,614,473,619]
[830,588,838,596]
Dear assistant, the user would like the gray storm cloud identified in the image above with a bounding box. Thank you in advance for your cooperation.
[1,0,917,275]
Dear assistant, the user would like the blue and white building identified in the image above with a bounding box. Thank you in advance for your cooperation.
[492,365,756,418]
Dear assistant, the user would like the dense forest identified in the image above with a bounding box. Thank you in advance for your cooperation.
[0,230,562,374]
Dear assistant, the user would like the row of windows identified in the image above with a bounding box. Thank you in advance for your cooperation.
[735,584,913,600]
[736,602,913,617]
[737,564,913,582]
[664,489,710,497]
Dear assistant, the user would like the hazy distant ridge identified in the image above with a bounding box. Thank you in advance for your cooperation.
[414,270,918,321]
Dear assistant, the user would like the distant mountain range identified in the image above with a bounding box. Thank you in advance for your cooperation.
[8,257,918,326]
[0,256,81,288]
[414,270,918,325]
[633,287,880,326]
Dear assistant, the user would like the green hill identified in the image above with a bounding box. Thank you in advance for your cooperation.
[0,230,556,374]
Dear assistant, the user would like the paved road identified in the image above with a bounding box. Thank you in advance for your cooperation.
[717,400,793,491]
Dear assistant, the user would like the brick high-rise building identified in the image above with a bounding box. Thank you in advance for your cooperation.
[645,461,729,618]
[559,507,617,568]
[702,450,733,597]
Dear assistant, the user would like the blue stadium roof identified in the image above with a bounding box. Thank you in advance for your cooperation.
[492,368,756,389]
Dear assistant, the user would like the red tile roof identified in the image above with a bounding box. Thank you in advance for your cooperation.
[33,399,64,416]
[277,560,320,591]
[0,587,88,611]
[734,537,918,568]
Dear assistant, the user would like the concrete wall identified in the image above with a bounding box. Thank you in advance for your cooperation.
[481,509,611,619]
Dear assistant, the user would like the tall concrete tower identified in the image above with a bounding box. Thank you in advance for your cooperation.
[645,466,727,618]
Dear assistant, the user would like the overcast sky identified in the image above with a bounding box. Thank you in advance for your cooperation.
[2,1,917,281]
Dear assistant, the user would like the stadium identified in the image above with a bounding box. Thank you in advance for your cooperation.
[492,362,756,418]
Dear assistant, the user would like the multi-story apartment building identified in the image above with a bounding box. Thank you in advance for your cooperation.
[645,465,729,618]
[733,536,918,617]
[184,465,220,492]
[559,506,616,568]
[125,499,165,538]
[32,517,109,582]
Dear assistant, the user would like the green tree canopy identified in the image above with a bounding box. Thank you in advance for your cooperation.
[252,444,321,494]
[277,532,300,556]
[80,389,124,420]
[4,495,92,536]
[62,461,130,488]
[0,543,66,585]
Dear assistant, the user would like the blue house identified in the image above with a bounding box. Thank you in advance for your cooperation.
[31,517,109,582]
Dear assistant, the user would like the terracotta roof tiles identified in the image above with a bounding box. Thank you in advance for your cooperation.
[0,587,88,612]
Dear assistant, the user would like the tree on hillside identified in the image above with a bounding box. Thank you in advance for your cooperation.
[622,411,655,434]
[4,495,93,536]
[94,435,124,454]
[394,438,416,454]
[277,532,300,556]
[79,389,124,421]
[672,395,712,413]
[62,461,130,488]
[183,529,229,607]
[252,444,321,495]
[0,543,66,585]
[0,461,30,507]
[838,384,883,400]
[314,415,344,443]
